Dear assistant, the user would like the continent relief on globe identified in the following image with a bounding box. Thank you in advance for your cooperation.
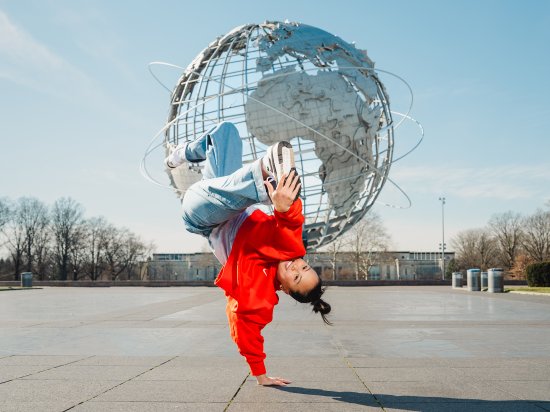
[245,68,382,215]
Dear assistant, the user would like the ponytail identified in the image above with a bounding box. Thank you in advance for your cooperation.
[290,277,332,325]
[312,297,332,325]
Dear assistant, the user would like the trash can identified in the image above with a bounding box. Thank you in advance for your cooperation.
[452,272,463,288]
[467,269,481,291]
[488,268,504,293]
[20,272,33,288]
[481,272,488,289]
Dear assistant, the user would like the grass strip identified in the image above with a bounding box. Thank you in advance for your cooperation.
[506,287,550,294]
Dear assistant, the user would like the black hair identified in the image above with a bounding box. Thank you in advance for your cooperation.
[289,276,332,325]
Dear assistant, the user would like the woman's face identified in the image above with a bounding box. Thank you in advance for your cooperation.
[276,258,319,295]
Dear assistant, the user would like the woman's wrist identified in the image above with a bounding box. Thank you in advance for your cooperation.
[255,374,292,386]
[256,374,268,384]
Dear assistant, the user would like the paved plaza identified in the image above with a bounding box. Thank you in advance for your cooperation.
[1,285,549,411]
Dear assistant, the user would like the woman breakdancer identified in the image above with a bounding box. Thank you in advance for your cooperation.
[165,122,331,386]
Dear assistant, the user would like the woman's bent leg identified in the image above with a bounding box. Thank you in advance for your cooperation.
[181,122,269,236]
[187,122,243,179]
[182,160,269,236]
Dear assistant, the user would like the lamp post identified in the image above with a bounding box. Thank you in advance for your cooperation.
[438,197,446,280]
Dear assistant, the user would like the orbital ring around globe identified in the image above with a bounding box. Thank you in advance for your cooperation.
[141,21,424,249]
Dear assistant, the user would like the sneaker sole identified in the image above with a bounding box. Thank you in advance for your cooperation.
[267,141,295,181]
[267,141,301,201]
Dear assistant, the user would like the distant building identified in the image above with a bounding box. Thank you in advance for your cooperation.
[143,253,222,281]
[143,250,454,281]
[308,251,455,281]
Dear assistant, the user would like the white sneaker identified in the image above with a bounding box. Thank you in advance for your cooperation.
[164,142,186,169]
[262,141,295,181]
[262,141,300,200]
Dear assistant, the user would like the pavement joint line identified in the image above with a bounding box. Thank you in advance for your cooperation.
[223,372,250,412]
[0,355,95,385]
[61,355,179,412]
[327,326,385,410]
[344,358,386,411]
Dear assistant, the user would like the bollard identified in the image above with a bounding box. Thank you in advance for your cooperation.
[452,272,463,288]
[488,268,504,293]
[467,269,481,291]
[481,272,488,289]
[20,272,33,288]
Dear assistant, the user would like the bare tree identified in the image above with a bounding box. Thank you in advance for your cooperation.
[451,228,498,270]
[321,235,347,280]
[17,197,50,274]
[104,226,148,281]
[82,217,110,281]
[103,225,125,281]
[134,240,155,280]
[0,199,17,278]
[0,198,10,234]
[344,212,391,280]
[0,198,12,256]
[451,229,478,270]
[33,222,51,280]
[121,233,149,280]
[69,223,87,280]
[521,209,550,262]
[477,229,499,270]
[4,216,24,280]
[488,211,523,270]
[51,198,84,280]
[0,257,12,279]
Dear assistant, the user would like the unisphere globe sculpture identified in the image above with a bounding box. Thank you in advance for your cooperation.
[164,21,395,250]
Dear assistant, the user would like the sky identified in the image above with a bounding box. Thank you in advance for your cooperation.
[1,0,549,254]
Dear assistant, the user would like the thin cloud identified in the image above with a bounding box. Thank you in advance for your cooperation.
[52,6,139,84]
[0,10,95,98]
[393,164,550,200]
[0,9,141,126]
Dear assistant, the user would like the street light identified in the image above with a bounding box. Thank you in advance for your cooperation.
[438,197,446,280]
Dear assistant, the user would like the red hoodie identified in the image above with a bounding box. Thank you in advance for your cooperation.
[214,199,306,376]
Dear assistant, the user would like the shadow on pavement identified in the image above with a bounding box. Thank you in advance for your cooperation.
[276,386,548,411]
[276,385,378,406]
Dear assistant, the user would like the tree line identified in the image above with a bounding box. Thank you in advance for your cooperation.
[450,203,550,277]
[0,197,153,281]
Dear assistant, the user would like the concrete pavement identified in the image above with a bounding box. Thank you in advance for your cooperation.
[1,286,549,411]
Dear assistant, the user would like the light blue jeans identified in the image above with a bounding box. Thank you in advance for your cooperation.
[181,122,269,237]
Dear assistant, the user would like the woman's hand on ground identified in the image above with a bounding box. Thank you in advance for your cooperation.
[256,374,292,386]
[265,170,301,213]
